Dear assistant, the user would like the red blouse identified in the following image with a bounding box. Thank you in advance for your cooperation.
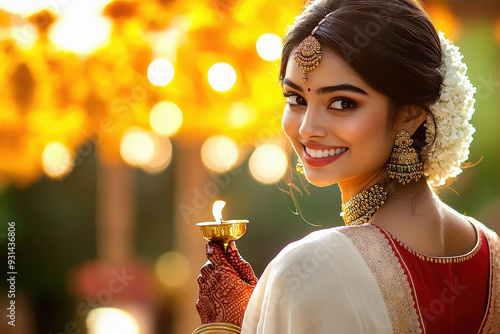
[376,224,490,333]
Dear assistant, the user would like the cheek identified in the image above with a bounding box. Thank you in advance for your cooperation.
[282,108,301,140]
[342,108,392,155]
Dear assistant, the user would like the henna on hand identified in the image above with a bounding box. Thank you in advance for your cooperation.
[196,241,258,327]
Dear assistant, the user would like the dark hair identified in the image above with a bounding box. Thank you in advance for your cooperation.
[280,0,442,157]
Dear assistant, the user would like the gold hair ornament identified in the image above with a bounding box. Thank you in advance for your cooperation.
[294,11,335,83]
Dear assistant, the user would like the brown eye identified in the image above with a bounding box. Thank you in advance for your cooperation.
[284,93,307,106]
[330,99,356,111]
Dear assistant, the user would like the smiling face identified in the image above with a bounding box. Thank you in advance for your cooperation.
[282,48,398,192]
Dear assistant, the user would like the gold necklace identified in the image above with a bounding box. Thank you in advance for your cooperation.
[341,185,388,226]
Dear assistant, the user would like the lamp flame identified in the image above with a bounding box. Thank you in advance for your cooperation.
[212,200,226,224]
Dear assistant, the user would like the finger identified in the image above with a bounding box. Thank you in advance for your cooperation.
[201,260,214,270]
[197,274,205,287]
[226,241,258,285]
[205,242,228,266]
[200,261,214,280]
[195,296,216,324]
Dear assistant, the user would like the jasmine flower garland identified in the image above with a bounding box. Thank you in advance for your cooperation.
[424,32,477,188]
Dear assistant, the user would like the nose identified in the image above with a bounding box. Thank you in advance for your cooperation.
[299,107,327,139]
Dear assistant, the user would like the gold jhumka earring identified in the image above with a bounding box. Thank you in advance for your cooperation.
[294,12,336,83]
[296,157,304,175]
[387,130,424,184]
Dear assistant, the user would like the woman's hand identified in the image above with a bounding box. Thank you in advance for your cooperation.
[195,241,258,327]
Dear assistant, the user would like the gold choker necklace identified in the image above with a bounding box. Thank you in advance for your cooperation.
[341,185,388,226]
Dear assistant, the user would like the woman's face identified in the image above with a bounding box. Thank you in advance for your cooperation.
[282,48,397,190]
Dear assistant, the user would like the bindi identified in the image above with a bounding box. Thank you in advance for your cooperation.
[308,88,311,92]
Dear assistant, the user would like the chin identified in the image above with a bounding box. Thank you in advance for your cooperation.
[304,173,336,187]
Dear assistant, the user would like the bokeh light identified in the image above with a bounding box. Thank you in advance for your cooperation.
[120,128,155,167]
[249,144,288,184]
[207,63,237,92]
[42,142,73,179]
[0,0,114,16]
[495,18,500,45]
[147,59,175,86]
[155,251,191,289]
[227,102,256,128]
[0,0,44,15]
[428,3,461,41]
[201,135,239,173]
[10,18,38,50]
[256,33,282,61]
[86,307,139,334]
[49,15,112,54]
[141,135,173,174]
[149,101,183,137]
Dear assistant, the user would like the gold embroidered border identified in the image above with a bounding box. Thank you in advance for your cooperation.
[339,225,422,334]
[476,222,500,334]
[386,223,482,264]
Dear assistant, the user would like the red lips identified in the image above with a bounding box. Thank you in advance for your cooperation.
[302,143,348,168]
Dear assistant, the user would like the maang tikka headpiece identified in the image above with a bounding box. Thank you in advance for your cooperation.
[294,11,335,83]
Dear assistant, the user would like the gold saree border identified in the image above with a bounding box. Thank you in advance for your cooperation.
[476,221,500,334]
[339,224,423,334]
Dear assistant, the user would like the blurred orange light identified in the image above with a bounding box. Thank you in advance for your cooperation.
[120,128,155,167]
[0,1,44,15]
[155,251,191,289]
[249,144,287,184]
[42,142,73,179]
[141,135,173,174]
[10,18,38,50]
[86,308,139,334]
[201,135,239,173]
[227,102,256,128]
[49,15,112,54]
[495,18,500,45]
[256,33,282,61]
[147,59,175,86]
[149,101,183,136]
[207,63,237,92]
[427,3,461,41]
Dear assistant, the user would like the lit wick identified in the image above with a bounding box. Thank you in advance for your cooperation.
[212,200,226,224]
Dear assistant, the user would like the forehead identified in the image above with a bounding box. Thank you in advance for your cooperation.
[285,47,368,90]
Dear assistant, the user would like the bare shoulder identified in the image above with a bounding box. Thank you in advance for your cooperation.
[441,205,479,256]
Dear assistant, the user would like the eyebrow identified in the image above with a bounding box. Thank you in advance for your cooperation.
[283,78,368,96]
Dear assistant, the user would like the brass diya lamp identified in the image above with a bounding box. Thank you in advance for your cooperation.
[196,200,248,252]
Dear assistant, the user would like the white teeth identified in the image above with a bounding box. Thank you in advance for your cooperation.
[305,146,347,158]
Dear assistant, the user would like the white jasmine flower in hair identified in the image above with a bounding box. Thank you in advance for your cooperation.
[424,32,476,188]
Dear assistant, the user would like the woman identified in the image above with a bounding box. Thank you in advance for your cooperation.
[193,0,500,333]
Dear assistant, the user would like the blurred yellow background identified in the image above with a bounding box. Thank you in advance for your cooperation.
[0,0,498,333]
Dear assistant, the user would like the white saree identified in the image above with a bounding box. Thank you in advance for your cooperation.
[242,226,398,333]
[241,222,500,334]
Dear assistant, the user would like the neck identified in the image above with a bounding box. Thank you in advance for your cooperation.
[370,178,442,233]
[339,170,431,204]
[338,169,388,204]
[339,174,435,226]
